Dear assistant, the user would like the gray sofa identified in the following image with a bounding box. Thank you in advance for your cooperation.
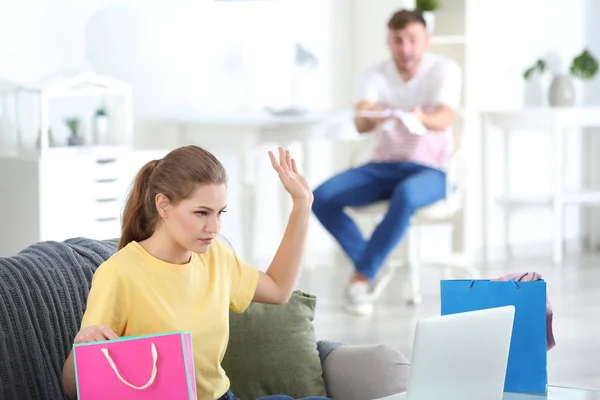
[0,237,410,400]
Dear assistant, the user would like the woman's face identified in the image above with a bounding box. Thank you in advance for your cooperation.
[160,183,228,254]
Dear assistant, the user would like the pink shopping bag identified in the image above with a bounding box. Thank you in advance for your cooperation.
[73,331,196,399]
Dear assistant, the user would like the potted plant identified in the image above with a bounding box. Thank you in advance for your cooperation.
[65,117,84,146]
[523,59,547,80]
[93,105,109,145]
[416,0,439,34]
[548,49,598,107]
[570,49,599,80]
[522,58,548,107]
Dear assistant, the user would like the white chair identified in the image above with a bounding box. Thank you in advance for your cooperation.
[344,131,478,305]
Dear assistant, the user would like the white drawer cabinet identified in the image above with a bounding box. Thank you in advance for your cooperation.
[0,147,168,256]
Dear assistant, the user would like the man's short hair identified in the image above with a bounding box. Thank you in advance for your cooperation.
[387,9,427,31]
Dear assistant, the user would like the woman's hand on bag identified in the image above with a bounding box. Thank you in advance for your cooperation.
[74,325,119,343]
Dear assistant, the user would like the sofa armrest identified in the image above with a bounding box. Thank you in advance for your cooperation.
[317,341,410,400]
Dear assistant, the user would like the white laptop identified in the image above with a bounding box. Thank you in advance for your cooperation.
[381,306,515,400]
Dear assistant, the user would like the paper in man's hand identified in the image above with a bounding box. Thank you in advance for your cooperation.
[392,110,427,136]
[355,109,427,136]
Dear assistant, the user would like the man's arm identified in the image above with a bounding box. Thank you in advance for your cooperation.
[412,104,455,131]
[354,101,387,134]
[413,61,462,131]
[353,68,387,134]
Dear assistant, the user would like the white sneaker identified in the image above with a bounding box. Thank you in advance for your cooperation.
[344,281,374,316]
[344,265,397,316]
[370,264,396,300]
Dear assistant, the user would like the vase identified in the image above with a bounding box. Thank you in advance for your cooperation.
[423,11,435,34]
[548,75,576,107]
[93,114,109,145]
[524,76,545,107]
[68,132,85,146]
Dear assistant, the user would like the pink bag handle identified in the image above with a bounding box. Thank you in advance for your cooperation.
[100,342,158,390]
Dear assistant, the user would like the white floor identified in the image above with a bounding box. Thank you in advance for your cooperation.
[296,252,600,391]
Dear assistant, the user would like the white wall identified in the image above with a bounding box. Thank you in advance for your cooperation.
[583,0,600,252]
[351,0,412,84]
[469,0,590,109]
[41,0,332,117]
[0,0,50,82]
[584,0,600,105]
[465,0,597,260]
[0,0,340,263]
[1,0,599,263]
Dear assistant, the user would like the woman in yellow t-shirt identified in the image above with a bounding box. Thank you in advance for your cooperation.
[61,145,330,400]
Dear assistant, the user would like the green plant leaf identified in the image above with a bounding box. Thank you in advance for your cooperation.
[536,59,546,73]
[570,49,599,80]
[523,58,546,80]
[65,117,81,133]
[416,0,439,11]
[523,67,535,80]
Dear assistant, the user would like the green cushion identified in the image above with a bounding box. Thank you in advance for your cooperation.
[222,290,328,400]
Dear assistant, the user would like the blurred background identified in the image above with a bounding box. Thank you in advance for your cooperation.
[0,0,599,391]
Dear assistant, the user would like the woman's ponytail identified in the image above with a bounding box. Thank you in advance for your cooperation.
[118,159,160,250]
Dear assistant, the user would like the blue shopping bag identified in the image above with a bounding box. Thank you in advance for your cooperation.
[440,279,547,394]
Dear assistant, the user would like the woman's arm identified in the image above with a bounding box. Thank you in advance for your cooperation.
[63,325,119,399]
[62,351,77,399]
[253,201,311,304]
[252,148,313,304]
[62,263,126,398]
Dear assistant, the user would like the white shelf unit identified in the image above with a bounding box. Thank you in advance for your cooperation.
[0,72,133,158]
[351,0,475,157]
[347,0,479,259]
[0,146,169,257]
[0,72,170,256]
[417,0,476,255]
[480,107,600,265]
[430,35,466,45]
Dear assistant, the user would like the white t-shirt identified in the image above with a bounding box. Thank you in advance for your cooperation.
[357,52,462,110]
[356,53,462,168]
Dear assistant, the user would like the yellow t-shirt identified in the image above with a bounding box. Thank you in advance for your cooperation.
[80,239,260,400]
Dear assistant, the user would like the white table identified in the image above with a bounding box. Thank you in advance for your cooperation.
[167,109,351,264]
[480,107,600,265]
[379,386,600,399]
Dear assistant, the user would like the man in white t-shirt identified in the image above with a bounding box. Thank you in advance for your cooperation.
[312,9,462,315]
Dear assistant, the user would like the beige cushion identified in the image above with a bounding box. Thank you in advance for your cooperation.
[322,344,410,400]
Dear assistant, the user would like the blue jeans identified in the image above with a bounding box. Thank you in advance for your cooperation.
[312,161,447,279]
[218,389,330,400]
